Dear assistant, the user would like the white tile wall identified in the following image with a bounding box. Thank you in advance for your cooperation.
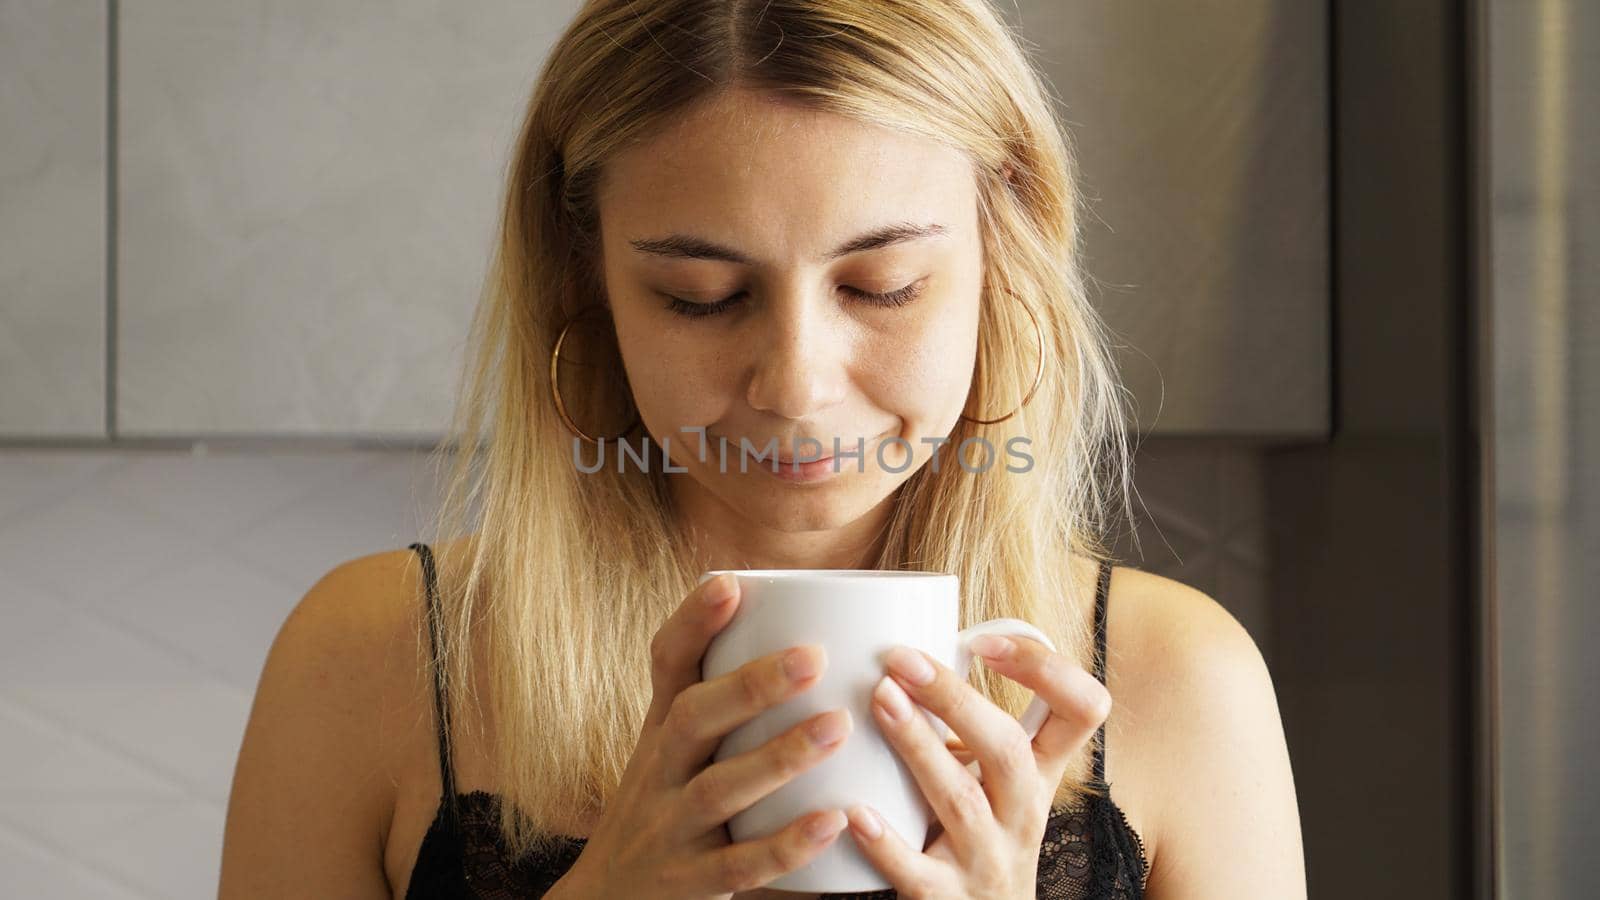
[0,446,445,897]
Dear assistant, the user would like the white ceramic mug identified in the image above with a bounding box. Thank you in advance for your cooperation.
[697,569,1056,893]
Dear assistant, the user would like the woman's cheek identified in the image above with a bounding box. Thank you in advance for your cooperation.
[633,360,725,441]
[891,316,977,416]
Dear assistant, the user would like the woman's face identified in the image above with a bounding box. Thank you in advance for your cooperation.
[595,87,983,547]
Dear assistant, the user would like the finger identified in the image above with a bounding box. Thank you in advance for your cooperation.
[680,808,848,894]
[844,804,946,897]
[676,707,852,833]
[969,635,1111,786]
[658,643,829,782]
[644,573,742,731]
[871,674,1000,858]
[883,645,1040,823]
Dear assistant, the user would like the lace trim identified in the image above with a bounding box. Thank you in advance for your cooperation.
[428,790,1148,899]
[1104,791,1151,892]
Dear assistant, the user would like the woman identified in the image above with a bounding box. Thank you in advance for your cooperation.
[220,1,1305,897]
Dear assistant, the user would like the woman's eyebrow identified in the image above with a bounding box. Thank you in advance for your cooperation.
[628,221,948,264]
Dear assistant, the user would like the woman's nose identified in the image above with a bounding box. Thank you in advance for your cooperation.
[745,292,849,421]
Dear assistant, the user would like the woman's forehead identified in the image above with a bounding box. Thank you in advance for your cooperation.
[608,90,968,191]
[596,92,977,266]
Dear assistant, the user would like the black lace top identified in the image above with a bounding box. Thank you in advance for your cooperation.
[403,544,1149,899]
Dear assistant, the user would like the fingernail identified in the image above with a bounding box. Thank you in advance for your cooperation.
[805,810,845,843]
[784,645,822,682]
[884,645,935,685]
[970,634,1015,660]
[848,805,884,841]
[873,675,911,722]
[703,573,737,606]
[806,709,852,747]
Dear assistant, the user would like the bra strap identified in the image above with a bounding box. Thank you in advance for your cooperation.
[409,542,459,814]
[1090,560,1113,786]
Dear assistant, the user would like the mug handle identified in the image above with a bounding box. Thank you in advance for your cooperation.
[923,618,1058,779]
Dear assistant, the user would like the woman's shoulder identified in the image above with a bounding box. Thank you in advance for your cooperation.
[262,542,454,777]
[277,541,489,769]
[293,537,478,657]
[221,544,448,893]
[1098,564,1265,698]
[281,542,494,884]
[1095,563,1298,891]
[285,538,481,736]
[266,543,452,700]
[1066,557,1263,699]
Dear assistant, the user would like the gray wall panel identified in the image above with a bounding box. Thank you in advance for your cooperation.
[0,0,107,438]
[1006,1,1329,436]
[116,1,580,436]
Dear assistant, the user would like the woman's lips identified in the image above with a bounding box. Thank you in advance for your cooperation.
[768,454,839,483]
[774,451,832,465]
[693,428,897,482]
[764,430,895,483]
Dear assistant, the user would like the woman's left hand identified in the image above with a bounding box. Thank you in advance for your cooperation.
[844,635,1113,900]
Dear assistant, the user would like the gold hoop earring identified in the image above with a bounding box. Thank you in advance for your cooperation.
[549,306,641,443]
[959,299,1045,426]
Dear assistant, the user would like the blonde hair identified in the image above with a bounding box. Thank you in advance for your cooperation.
[423,0,1134,859]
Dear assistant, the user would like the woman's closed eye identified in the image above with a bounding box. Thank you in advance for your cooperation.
[661,277,929,320]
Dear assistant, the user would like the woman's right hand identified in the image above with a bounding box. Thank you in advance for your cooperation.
[556,572,854,899]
